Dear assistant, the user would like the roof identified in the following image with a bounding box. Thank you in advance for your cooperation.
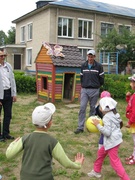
[49,0,135,18]
[43,43,85,67]
[12,0,135,23]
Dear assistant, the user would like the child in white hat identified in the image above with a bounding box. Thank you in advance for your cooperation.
[88,97,130,179]
[95,91,111,149]
[6,103,84,180]
[125,74,135,165]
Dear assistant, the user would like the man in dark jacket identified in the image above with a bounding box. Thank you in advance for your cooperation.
[74,49,104,134]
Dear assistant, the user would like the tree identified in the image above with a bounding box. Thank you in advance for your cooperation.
[96,27,135,72]
[0,30,7,46]
[0,27,15,46]
[6,26,15,44]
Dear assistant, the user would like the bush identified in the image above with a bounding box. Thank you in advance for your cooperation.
[101,74,132,99]
[14,72,132,98]
[14,71,36,93]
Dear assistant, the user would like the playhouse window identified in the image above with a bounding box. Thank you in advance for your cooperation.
[42,77,48,90]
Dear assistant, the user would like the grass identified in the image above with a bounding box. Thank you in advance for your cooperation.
[0,94,134,180]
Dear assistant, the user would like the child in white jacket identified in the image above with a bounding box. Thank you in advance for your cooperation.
[88,97,130,180]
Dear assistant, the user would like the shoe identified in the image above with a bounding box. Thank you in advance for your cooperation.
[74,129,83,134]
[125,155,134,161]
[5,135,15,140]
[87,170,102,178]
[126,159,135,165]
[0,136,5,142]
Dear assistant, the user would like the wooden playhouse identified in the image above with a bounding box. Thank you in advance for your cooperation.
[35,42,85,102]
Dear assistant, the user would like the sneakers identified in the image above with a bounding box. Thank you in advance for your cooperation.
[87,170,101,178]
[74,129,84,134]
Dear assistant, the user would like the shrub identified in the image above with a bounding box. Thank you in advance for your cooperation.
[101,74,132,99]
[14,71,36,93]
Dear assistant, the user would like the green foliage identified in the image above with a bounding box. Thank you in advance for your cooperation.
[96,27,135,72]
[0,26,15,45]
[14,71,36,93]
[6,27,15,44]
[0,30,7,45]
[101,74,132,99]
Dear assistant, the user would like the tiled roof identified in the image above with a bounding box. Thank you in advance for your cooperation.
[49,44,85,67]
[49,0,135,18]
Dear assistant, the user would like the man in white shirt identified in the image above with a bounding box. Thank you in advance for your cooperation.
[0,50,17,141]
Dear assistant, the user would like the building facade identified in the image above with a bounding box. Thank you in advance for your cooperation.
[2,0,135,73]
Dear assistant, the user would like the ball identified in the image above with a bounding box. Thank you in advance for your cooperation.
[85,116,103,133]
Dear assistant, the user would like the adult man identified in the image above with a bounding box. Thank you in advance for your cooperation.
[0,50,17,141]
[74,49,104,134]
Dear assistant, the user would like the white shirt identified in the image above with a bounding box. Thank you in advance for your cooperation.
[0,63,11,90]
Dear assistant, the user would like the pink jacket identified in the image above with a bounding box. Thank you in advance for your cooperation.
[126,93,135,125]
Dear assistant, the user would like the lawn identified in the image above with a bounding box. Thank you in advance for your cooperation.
[0,94,134,180]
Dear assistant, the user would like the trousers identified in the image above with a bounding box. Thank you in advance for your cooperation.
[78,88,99,130]
[0,89,13,137]
[94,145,130,180]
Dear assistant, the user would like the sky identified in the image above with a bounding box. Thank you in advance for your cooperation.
[1,0,135,35]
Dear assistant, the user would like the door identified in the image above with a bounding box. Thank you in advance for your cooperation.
[14,54,21,70]
[63,73,75,101]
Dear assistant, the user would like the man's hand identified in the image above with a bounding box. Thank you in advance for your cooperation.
[13,96,17,102]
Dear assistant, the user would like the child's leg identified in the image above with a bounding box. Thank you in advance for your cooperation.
[132,133,135,158]
[108,145,130,180]
[93,146,107,173]
[126,133,135,164]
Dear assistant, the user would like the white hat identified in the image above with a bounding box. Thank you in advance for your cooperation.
[87,49,95,55]
[99,97,117,111]
[32,103,56,127]
[128,74,135,81]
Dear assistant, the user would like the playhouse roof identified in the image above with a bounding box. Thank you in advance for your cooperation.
[37,43,85,67]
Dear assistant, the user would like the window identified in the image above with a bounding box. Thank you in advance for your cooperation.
[101,23,114,36]
[100,52,116,64]
[26,48,32,66]
[41,76,48,90]
[78,19,93,39]
[58,17,73,37]
[27,23,33,40]
[118,25,131,34]
[79,48,89,60]
[21,26,26,42]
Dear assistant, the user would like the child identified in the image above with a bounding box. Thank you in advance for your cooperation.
[88,97,130,179]
[95,91,111,149]
[6,103,84,180]
[125,74,135,165]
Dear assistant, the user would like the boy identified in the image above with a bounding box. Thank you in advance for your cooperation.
[6,103,84,180]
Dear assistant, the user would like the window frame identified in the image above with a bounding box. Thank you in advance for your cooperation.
[118,24,131,34]
[78,18,93,39]
[27,23,33,41]
[41,76,48,91]
[20,25,26,42]
[58,16,74,38]
[26,48,32,66]
[100,22,114,36]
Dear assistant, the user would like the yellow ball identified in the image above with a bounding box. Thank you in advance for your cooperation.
[85,116,103,133]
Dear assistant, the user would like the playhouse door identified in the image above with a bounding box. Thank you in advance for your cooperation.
[63,73,75,101]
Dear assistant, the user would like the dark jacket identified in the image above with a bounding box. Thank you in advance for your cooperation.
[80,60,104,88]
